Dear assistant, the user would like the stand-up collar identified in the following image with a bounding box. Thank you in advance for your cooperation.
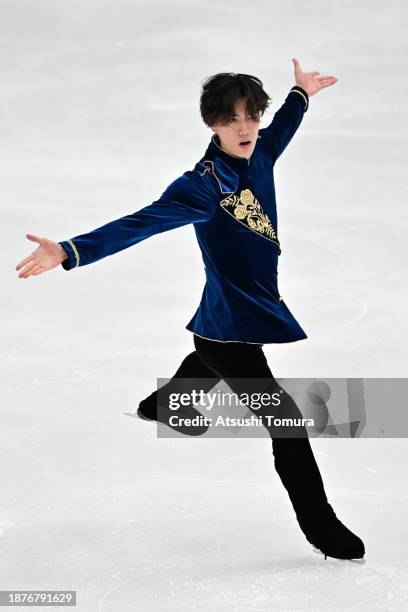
[196,134,257,194]
[207,134,252,172]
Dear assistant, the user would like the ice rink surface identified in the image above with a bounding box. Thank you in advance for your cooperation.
[2,0,408,610]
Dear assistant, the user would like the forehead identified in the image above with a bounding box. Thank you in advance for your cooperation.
[231,98,250,115]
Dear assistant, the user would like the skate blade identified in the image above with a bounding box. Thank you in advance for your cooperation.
[123,411,154,421]
[312,547,365,562]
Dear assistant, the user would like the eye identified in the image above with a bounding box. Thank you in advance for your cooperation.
[227,114,259,124]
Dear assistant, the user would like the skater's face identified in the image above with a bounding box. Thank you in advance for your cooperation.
[210,97,261,160]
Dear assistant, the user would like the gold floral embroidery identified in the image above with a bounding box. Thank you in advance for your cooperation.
[220,188,279,243]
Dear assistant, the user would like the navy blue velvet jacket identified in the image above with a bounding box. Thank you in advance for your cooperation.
[59,85,309,344]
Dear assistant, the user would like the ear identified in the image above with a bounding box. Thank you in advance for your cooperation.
[210,125,217,134]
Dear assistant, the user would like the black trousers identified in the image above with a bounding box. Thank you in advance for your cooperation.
[141,334,332,529]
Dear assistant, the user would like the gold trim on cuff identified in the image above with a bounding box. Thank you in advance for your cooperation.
[67,239,80,267]
[290,88,308,110]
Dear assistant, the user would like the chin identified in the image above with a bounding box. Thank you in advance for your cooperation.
[235,147,250,157]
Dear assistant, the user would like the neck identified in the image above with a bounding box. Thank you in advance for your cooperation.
[213,134,251,163]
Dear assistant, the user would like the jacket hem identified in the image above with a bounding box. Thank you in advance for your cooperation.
[190,330,264,345]
[187,328,307,345]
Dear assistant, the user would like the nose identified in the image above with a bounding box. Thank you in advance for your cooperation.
[237,118,252,135]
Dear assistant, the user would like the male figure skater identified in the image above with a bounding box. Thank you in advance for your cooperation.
[16,58,365,561]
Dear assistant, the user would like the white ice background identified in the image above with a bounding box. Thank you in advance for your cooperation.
[1,0,408,610]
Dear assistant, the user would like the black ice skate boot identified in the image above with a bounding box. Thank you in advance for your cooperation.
[272,437,365,560]
[297,502,365,560]
[136,389,211,436]
[134,351,219,436]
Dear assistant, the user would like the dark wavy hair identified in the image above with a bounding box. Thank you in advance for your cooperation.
[200,72,271,127]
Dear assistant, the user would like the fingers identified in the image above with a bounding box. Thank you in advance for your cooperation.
[17,261,40,279]
[317,77,338,88]
[31,267,46,276]
[16,233,43,273]
[316,75,337,81]
[26,233,42,244]
[15,253,34,271]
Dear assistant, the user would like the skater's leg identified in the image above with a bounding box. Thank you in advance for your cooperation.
[138,349,220,421]
[193,334,365,560]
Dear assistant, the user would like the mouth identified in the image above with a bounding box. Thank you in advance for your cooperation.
[239,140,251,148]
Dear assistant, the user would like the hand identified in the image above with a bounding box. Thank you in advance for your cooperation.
[15,234,68,279]
[292,57,338,96]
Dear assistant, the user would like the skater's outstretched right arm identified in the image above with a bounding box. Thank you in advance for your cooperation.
[259,58,337,164]
[258,84,309,163]
[15,170,217,278]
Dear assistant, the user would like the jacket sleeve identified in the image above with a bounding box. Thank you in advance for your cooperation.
[258,85,309,164]
[58,171,216,270]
